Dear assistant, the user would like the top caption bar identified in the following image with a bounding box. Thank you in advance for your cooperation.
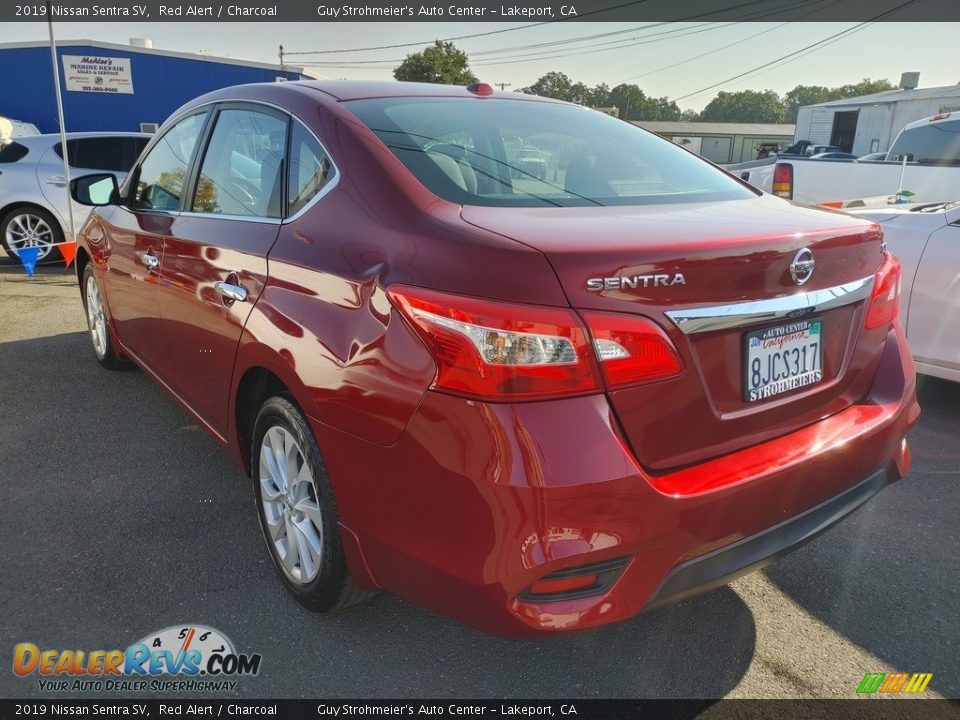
[5,0,960,22]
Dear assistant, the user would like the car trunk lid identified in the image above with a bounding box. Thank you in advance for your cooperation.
[460,196,888,470]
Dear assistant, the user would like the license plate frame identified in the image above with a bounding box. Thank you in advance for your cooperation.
[743,318,824,402]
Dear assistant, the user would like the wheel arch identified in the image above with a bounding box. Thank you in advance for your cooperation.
[231,342,319,476]
[231,347,381,592]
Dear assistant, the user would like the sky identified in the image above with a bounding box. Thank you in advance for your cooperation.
[4,21,959,112]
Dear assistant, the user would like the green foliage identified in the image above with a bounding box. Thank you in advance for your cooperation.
[701,90,786,123]
[520,72,897,124]
[523,71,575,101]
[393,41,477,85]
[522,76,679,120]
[782,78,896,122]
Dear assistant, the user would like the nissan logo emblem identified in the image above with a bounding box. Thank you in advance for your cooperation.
[790,248,815,285]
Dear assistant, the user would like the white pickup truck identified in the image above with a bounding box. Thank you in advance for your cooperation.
[730,113,960,205]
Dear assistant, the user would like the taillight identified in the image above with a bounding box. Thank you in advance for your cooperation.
[772,162,793,199]
[389,286,683,401]
[864,252,902,329]
[388,285,599,401]
[581,311,683,389]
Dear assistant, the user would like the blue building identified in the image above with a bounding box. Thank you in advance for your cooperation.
[0,39,310,134]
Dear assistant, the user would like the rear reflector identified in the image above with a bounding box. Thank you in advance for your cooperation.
[520,556,631,602]
[772,162,793,199]
[582,311,683,388]
[529,574,599,596]
[864,252,902,329]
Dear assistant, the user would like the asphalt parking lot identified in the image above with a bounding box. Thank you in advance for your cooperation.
[1,257,957,701]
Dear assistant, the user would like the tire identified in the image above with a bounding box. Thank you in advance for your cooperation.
[82,264,128,370]
[251,395,373,612]
[1,206,63,263]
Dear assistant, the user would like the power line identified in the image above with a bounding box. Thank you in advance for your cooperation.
[617,0,836,83]
[672,0,920,102]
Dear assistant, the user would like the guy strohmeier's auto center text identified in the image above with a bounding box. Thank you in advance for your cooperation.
[314,4,577,18]
[17,2,577,18]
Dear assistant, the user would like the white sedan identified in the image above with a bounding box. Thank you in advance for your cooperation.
[848,201,960,382]
[0,132,149,262]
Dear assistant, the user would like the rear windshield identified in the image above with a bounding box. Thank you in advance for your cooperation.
[0,142,29,163]
[887,119,960,165]
[346,98,756,207]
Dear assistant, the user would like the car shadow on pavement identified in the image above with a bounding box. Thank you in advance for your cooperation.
[0,330,757,700]
[763,375,960,698]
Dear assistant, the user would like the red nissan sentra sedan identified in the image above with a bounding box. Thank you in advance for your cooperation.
[70,81,919,637]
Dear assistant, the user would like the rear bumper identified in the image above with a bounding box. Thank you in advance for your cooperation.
[313,324,919,637]
[644,466,890,610]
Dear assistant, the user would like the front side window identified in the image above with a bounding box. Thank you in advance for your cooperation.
[132,113,207,212]
[287,121,334,216]
[345,98,756,208]
[192,108,287,218]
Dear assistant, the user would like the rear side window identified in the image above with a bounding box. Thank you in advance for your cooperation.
[345,97,755,208]
[191,108,287,218]
[0,142,29,163]
[888,119,960,164]
[287,121,334,216]
[132,113,207,212]
[56,137,143,171]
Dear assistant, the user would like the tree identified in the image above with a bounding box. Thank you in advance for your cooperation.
[701,90,786,123]
[393,41,476,85]
[782,85,833,123]
[569,82,590,105]
[585,83,611,108]
[607,84,647,121]
[681,109,700,122]
[523,72,575,101]
[782,79,895,122]
[835,77,896,98]
[645,96,682,121]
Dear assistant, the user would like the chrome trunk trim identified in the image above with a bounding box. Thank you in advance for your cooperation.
[665,275,875,335]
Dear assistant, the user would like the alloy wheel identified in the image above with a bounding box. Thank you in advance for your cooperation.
[5,213,55,260]
[259,426,325,585]
[85,274,108,359]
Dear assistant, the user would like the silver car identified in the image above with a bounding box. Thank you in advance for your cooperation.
[848,201,960,383]
[0,132,149,262]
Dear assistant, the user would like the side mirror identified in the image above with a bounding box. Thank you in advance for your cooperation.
[70,173,119,206]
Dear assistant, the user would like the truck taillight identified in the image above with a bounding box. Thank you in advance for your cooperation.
[864,253,901,330]
[388,286,683,401]
[772,162,793,199]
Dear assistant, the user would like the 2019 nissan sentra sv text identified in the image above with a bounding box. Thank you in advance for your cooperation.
[70,81,919,637]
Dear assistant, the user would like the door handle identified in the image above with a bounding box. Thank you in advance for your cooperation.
[140,251,160,269]
[214,281,248,303]
[46,175,67,185]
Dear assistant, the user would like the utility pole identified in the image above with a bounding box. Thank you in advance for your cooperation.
[278,44,284,68]
[494,82,512,91]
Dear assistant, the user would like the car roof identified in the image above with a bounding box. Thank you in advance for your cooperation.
[16,131,150,146]
[288,80,562,104]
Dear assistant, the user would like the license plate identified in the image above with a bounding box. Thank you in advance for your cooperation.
[744,319,823,402]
